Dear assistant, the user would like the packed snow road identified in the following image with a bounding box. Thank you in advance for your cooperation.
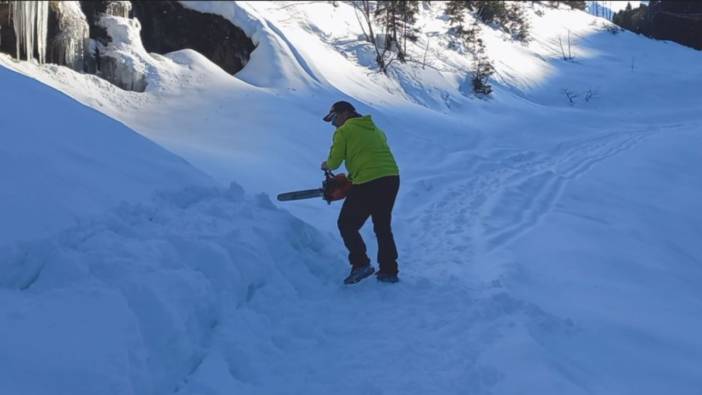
[399,127,652,280]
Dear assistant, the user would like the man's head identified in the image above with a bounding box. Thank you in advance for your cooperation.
[323,101,359,128]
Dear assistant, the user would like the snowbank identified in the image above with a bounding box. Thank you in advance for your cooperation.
[0,65,210,246]
[0,183,340,395]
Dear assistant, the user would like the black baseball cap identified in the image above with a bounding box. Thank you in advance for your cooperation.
[323,100,356,122]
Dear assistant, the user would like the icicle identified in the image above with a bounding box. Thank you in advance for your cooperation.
[11,1,32,61]
[36,0,47,63]
[9,0,48,63]
[105,1,132,18]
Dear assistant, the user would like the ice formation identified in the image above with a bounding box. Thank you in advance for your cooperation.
[48,1,89,71]
[10,0,48,63]
[105,1,132,18]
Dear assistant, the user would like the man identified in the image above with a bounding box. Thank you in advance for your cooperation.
[320,101,401,284]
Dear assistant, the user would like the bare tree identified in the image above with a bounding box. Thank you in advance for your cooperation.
[421,37,430,69]
[353,0,397,73]
[559,30,574,60]
[562,88,578,105]
[584,89,598,103]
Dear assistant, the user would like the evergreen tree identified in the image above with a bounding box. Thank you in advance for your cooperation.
[445,0,467,26]
[612,2,648,34]
[504,2,530,41]
[470,34,494,96]
[562,1,586,10]
[374,0,420,62]
[447,1,530,43]
[466,1,507,25]
[444,3,494,96]
[397,0,420,61]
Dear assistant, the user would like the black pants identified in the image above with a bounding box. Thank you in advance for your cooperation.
[337,175,400,274]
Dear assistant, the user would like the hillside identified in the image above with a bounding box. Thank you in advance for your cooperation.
[0,65,211,246]
[1,1,701,394]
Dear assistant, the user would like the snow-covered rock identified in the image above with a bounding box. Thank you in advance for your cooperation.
[106,0,132,18]
[1,1,254,90]
[132,1,254,76]
[97,14,148,91]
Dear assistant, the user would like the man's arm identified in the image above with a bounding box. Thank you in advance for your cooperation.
[325,130,346,170]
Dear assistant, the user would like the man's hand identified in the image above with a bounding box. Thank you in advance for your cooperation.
[320,161,329,170]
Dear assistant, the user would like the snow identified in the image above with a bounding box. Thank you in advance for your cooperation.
[504,124,702,394]
[0,65,210,246]
[1,1,701,394]
[97,14,149,91]
[0,184,341,395]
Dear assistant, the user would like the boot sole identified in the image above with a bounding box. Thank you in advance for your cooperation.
[377,276,399,283]
[343,267,375,284]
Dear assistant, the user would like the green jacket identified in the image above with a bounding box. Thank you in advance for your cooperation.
[326,115,399,184]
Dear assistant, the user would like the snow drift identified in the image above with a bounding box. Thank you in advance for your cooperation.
[0,183,341,395]
[0,65,210,246]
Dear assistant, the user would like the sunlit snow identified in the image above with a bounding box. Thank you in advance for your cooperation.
[0,1,700,394]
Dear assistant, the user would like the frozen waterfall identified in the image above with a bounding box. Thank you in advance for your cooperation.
[10,0,48,63]
[105,1,132,18]
[49,1,89,71]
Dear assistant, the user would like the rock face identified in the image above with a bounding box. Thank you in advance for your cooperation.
[0,0,255,91]
[131,1,254,75]
[0,4,11,53]
[614,1,702,51]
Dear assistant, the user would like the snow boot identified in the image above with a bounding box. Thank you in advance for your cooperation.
[376,272,399,283]
[343,264,375,285]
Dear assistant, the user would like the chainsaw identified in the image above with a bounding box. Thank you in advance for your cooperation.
[277,170,352,204]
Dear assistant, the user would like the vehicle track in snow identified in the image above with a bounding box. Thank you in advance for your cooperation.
[401,129,652,278]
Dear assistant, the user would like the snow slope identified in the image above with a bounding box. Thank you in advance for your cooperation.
[0,65,210,246]
[506,125,702,394]
[0,184,341,395]
[1,1,701,394]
